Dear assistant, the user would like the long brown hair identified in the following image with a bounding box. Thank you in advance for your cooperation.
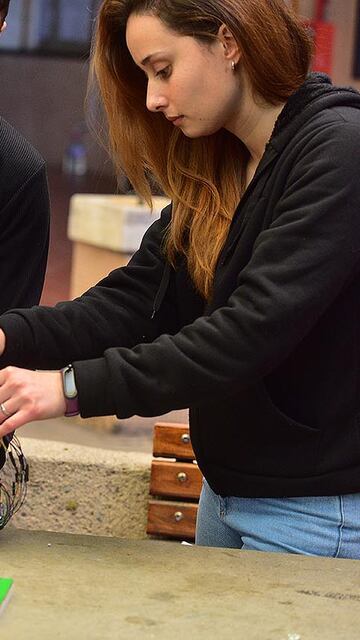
[89,0,313,299]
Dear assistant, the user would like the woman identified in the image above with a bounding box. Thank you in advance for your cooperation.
[0,0,359,556]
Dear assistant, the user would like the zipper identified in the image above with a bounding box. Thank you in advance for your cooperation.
[151,262,171,319]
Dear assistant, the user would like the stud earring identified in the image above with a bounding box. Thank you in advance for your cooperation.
[231,61,236,72]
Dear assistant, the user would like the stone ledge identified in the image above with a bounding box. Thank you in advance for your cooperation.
[12,438,152,539]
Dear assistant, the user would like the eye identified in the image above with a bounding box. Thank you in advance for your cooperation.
[155,65,171,79]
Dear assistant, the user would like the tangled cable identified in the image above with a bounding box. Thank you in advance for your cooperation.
[0,434,29,530]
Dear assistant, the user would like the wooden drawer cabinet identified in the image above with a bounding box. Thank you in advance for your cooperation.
[153,422,195,459]
[150,460,202,499]
[147,422,201,541]
[147,500,198,539]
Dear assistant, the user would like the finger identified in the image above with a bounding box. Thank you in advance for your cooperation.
[0,366,16,389]
[0,409,32,437]
[0,399,15,424]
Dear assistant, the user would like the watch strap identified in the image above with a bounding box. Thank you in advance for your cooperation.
[64,396,79,417]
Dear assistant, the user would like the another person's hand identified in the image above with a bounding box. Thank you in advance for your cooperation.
[0,367,66,437]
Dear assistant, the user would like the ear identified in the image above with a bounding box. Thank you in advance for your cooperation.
[218,24,241,65]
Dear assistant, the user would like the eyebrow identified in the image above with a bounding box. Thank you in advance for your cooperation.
[141,52,167,66]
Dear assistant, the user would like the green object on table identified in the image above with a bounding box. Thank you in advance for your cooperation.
[0,578,13,613]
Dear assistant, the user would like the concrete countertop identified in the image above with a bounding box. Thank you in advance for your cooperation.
[0,527,360,639]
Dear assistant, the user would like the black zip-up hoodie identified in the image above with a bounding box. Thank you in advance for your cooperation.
[1,73,360,497]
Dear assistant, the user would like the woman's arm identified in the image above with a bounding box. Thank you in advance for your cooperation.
[0,204,174,371]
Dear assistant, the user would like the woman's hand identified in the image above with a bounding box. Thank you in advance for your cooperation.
[0,366,66,437]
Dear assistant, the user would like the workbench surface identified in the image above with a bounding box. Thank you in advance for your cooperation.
[0,527,359,639]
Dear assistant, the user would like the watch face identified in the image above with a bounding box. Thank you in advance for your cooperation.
[63,366,78,399]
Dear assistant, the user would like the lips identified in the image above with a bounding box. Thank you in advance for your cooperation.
[166,115,184,125]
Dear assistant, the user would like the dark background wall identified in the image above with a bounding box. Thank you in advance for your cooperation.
[0,53,110,174]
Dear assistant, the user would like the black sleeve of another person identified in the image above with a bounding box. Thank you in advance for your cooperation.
[0,117,50,312]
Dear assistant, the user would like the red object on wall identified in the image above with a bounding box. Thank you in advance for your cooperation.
[307,0,334,76]
[308,20,335,75]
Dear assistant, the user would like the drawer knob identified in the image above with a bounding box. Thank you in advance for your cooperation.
[174,511,184,522]
[177,472,188,483]
[181,433,190,444]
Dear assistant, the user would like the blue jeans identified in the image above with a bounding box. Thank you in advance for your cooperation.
[195,479,360,558]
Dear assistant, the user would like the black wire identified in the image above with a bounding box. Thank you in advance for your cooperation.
[0,435,29,529]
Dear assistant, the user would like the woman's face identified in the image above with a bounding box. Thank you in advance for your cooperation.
[126,13,243,138]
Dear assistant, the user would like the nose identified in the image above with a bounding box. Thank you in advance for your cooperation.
[0,20,7,33]
[146,81,168,113]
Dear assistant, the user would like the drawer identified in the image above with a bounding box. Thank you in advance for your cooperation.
[153,423,195,460]
[150,460,202,499]
[147,499,198,539]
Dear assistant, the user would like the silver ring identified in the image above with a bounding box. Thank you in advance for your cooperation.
[0,402,11,418]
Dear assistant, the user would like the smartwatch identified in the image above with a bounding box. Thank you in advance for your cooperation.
[61,364,80,417]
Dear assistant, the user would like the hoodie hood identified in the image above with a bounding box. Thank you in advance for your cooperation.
[270,72,360,153]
